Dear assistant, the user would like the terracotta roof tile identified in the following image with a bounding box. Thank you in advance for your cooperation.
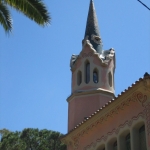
[64,72,150,136]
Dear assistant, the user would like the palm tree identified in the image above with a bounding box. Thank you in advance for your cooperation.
[0,0,51,33]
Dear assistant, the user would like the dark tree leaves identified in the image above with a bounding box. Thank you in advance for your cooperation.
[0,128,66,150]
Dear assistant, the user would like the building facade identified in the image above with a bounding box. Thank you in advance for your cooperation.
[61,1,150,150]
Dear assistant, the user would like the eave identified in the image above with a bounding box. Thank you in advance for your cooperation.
[61,72,150,144]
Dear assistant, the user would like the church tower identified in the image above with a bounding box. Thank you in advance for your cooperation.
[67,0,116,131]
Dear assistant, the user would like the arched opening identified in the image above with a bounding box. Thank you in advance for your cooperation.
[113,68,115,88]
[119,129,130,150]
[125,133,131,150]
[93,68,98,83]
[108,71,112,87]
[77,71,82,86]
[96,144,105,150]
[139,125,147,150]
[132,121,147,150]
[107,137,117,150]
[85,61,90,84]
[113,141,117,150]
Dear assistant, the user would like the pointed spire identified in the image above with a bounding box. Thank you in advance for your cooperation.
[84,0,103,53]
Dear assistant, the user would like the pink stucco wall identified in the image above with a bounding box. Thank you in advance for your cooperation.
[68,99,150,150]
[79,101,143,149]
[71,45,115,93]
[68,94,112,131]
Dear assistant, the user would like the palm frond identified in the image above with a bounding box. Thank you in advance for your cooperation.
[0,2,12,33]
[4,0,51,26]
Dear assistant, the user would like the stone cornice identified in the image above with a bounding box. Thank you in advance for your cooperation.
[67,88,115,102]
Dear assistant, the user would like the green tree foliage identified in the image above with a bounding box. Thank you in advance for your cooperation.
[0,128,10,137]
[0,131,26,150]
[0,0,51,33]
[0,128,67,150]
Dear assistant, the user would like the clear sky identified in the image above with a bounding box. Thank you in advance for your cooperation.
[0,0,150,134]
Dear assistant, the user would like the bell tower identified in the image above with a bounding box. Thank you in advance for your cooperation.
[67,0,116,131]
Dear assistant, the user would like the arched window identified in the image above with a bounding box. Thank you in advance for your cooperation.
[93,69,98,83]
[113,141,117,150]
[108,72,112,87]
[96,145,105,150]
[126,133,131,150]
[139,125,147,150]
[77,71,82,86]
[85,61,90,84]
[113,68,115,88]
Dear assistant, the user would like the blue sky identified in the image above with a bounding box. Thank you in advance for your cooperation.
[0,0,150,134]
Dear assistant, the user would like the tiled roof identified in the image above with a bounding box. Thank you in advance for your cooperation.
[64,72,150,136]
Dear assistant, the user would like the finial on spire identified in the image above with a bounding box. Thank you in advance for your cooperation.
[84,0,103,53]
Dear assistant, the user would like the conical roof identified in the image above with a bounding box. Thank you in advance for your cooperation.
[84,0,103,53]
